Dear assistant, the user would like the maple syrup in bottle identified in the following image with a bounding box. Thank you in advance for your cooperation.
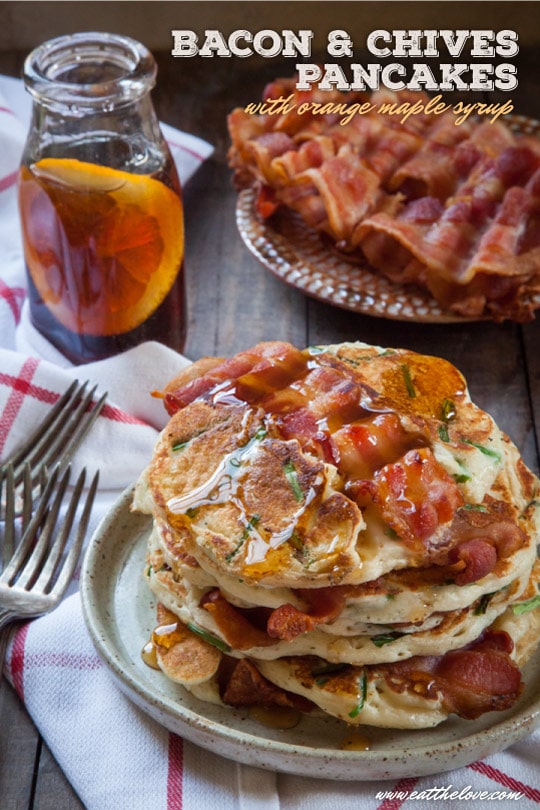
[18,32,186,364]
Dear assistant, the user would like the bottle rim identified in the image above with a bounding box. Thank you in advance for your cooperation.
[23,31,157,111]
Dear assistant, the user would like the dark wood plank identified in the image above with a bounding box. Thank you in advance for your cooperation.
[521,318,540,475]
[32,742,84,810]
[183,161,308,359]
[0,682,39,810]
[0,681,83,810]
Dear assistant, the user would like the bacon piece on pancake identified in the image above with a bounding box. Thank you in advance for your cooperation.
[445,510,527,585]
[162,340,306,414]
[222,658,313,710]
[332,412,427,479]
[201,585,347,646]
[447,538,498,585]
[200,589,275,650]
[267,586,347,641]
[275,406,337,463]
[383,630,523,719]
[353,447,463,548]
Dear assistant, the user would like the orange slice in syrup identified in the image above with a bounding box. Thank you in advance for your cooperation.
[19,158,184,336]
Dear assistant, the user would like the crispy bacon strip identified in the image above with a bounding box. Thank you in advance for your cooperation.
[255,185,279,218]
[274,136,336,181]
[389,118,476,199]
[228,82,540,321]
[383,630,523,719]
[358,142,540,321]
[222,658,313,711]
[297,146,383,243]
[333,412,427,479]
[267,586,347,641]
[447,538,498,585]
[444,504,527,580]
[200,589,275,650]
[163,341,306,414]
[355,447,464,547]
[201,585,349,645]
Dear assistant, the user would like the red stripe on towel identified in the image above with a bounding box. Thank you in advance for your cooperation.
[10,624,30,700]
[99,401,149,427]
[0,279,25,323]
[0,357,39,456]
[167,733,184,810]
[0,370,149,432]
[468,760,540,802]
[0,170,19,192]
[167,138,206,163]
[376,777,420,810]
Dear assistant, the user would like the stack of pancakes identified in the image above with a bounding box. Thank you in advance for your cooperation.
[134,341,540,728]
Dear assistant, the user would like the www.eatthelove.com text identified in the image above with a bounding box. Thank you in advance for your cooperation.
[375,785,523,801]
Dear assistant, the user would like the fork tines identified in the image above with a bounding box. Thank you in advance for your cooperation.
[0,462,36,573]
[1,379,107,489]
[0,465,100,611]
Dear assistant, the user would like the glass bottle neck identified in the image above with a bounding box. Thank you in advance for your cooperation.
[21,32,171,178]
[24,94,167,175]
[23,31,156,114]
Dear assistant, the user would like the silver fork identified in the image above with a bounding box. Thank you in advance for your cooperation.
[0,463,99,674]
[0,378,107,494]
[1,462,36,577]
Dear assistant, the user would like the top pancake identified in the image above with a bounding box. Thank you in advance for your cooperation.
[140,341,539,590]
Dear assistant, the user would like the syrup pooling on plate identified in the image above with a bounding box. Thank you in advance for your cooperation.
[141,640,160,670]
[340,731,371,751]
[248,705,302,729]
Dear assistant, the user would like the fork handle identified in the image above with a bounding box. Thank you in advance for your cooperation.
[0,624,11,679]
[0,609,14,631]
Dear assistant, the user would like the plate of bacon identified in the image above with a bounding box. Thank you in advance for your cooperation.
[229,82,540,323]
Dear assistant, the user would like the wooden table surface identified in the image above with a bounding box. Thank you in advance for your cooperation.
[1,44,540,809]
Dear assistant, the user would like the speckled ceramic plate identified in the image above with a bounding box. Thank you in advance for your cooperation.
[81,485,540,781]
[235,116,540,324]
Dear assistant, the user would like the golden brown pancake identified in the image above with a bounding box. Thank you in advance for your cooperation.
[135,340,540,729]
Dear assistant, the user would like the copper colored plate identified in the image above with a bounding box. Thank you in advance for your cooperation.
[237,188,471,323]
[236,115,540,324]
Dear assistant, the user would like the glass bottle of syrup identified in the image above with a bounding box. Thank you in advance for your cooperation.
[18,32,186,364]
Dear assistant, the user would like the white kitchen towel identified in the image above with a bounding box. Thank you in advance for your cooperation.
[1,74,539,810]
